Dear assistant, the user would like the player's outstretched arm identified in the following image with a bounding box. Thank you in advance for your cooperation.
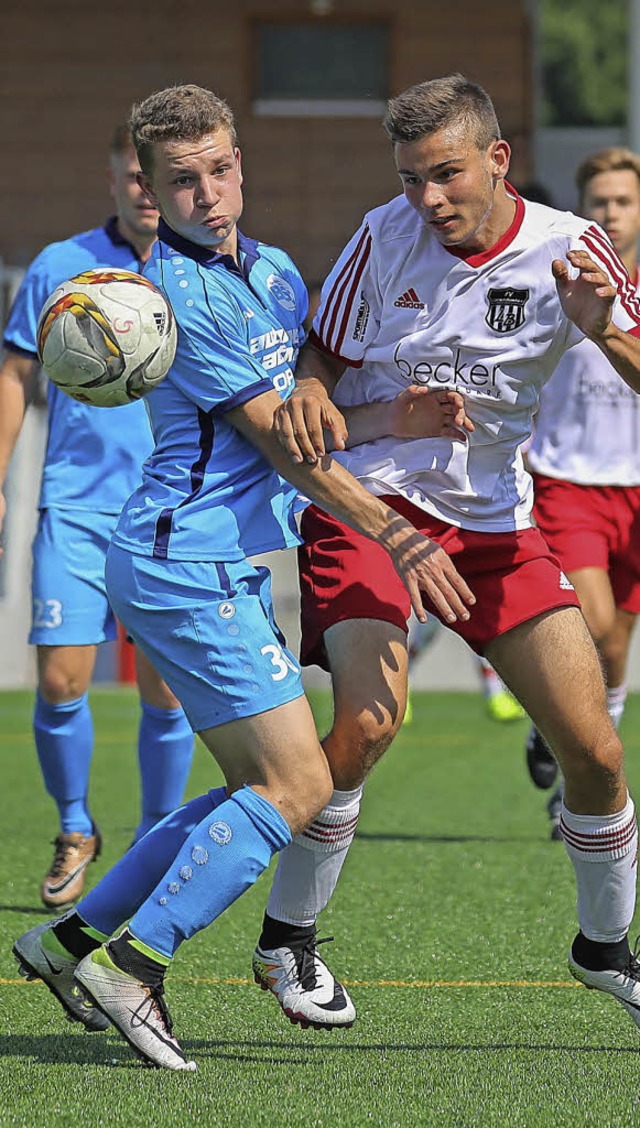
[553,248,640,394]
[0,351,37,539]
[229,389,476,626]
[274,341,348,464]
[342,386,475,447]
[276,346,475,462]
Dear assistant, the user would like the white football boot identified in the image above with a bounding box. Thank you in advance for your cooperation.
[569,937,640,1031]
[74,946,196,1071]
[253,937,356,1030]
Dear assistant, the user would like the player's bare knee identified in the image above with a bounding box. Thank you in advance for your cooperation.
[38,668,82,703]
[279,763,334,835]
[601,638,627,678]
[562,728,624,788]
[592,729,624,778]
[331,707,396,771]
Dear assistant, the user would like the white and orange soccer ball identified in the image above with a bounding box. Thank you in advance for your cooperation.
[37,268,177,407]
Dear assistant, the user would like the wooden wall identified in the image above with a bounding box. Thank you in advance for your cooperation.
[1,0,533,282]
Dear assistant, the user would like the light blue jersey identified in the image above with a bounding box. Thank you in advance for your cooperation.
[112,220,308,561]
[4,218,153,514]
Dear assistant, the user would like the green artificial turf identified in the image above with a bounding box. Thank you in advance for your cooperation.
[1,688,639,1127]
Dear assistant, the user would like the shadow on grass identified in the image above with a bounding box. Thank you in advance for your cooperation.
[355,832,546,844]
[1,1034,637,1068]
[0,1034,142,1068]
[0,905,50,916]
[189,1037,640,1064]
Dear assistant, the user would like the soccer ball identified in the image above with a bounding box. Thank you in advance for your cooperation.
[36,268,177,407]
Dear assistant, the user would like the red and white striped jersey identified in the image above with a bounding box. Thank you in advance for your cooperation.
[312,190,640,531]
[528,271,640,486]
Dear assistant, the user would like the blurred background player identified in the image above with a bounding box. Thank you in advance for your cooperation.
[526,147,640,838]
[0,125,194,909]
[405,615,525,723]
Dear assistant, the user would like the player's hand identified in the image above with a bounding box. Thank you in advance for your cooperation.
[388,386,474,443]
[274,385,348,464]
[553,249,616,341]
[382,515,476,624]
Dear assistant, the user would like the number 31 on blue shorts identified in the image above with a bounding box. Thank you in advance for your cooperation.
[105,543,304,732]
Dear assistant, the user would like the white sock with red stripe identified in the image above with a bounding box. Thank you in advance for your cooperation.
[607,683,628,730]
[265,787,363,927]
[477,656,503,699]
[560,795,638,942]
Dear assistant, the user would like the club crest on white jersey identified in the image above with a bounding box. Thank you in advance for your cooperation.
[485,287,529,333]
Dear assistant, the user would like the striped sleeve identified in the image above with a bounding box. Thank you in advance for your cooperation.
[313,222,376,366]
[579,223,640,330]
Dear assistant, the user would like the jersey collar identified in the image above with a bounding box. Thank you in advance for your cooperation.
[158,218,260,277]
[104,215,138,255]
[444,184,524,268]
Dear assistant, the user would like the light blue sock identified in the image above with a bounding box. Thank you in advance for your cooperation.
[129,786,292,959]
[33,692,94,836]
[78,786,227,937]
[134,702,195,842]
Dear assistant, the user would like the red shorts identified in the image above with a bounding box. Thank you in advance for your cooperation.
[532,473,640,614]
[298,495,580,669]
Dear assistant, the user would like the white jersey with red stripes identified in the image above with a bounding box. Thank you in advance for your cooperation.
[312,190,640,531]
[528,272,640,486]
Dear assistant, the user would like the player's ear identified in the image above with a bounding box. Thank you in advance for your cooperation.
[489,139,511,182]
[235,147,243,187]
[137,171,159,207]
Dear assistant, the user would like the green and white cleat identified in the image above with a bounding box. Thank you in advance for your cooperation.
[13,920,110,1031]
[486,690,526,723]
[74,945,196,1071]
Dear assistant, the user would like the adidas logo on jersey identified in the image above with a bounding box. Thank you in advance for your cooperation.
[559,572,575,590]
[394,288,425,309]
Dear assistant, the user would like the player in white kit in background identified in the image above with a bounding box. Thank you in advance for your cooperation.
[251,75,640,1042]
[526,147,640,836]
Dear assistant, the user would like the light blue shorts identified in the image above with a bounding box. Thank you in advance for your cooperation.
[29,507,119,646]
[104,543,304,732]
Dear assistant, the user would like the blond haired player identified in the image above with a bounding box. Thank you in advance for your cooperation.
[526,147,640,835]
[251,75,640,1040]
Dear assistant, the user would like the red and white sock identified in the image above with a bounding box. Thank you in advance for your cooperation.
[560,795,638,942]
[477,656,504,699]
[607,683,628,731]
[265,787,363,927]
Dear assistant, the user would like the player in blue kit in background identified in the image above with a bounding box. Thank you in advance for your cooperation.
[0,126,194,909]
[13,84,476,1071]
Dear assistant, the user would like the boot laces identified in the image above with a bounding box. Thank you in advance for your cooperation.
[295,936,334,992]
[49,836,75,878]
[137,977,175,1036]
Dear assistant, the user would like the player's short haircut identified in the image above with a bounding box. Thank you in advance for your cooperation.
[576,147,640,202]
[130,85,237,174]
[109,124,135,155]
[383,73,501,151]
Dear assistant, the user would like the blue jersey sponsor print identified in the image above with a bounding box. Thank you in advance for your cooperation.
[112,220,309,562]
[4,218,153,514]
